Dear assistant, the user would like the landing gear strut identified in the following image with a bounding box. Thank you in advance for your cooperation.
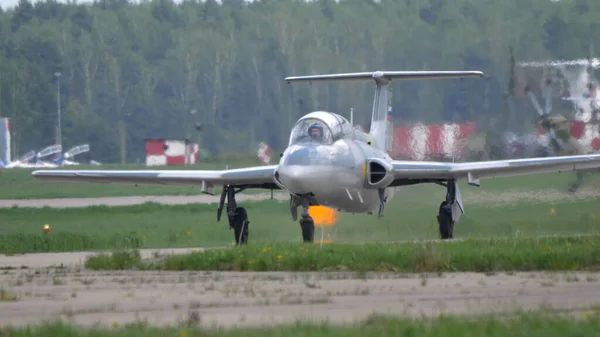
[437,179,457,240]
[299,215,315,243]
[567,171,584,193]
[217,185,249,245]
[290,194,316,243]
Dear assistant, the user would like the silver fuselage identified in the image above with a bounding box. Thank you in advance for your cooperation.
[274,130,396,214]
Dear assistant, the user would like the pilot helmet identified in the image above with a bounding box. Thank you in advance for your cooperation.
[307,122,324,138]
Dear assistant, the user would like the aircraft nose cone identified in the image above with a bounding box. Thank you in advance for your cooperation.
[275,165,316,195]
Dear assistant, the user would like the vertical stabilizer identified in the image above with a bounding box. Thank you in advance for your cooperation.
[368,75,394,152]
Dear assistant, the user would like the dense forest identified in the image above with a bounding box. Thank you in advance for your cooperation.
[0,0,598,163]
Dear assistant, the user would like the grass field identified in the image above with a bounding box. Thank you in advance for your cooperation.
[3,312,600,336]
[0,159,263,199]
[84,235,600,272]
[2,173,600,254]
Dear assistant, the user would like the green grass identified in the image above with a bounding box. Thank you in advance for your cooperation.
[84,235,600,272]
[0,158,263,199]
[0,232,143,255]
[2,180,600,255]
[2,312,600,336]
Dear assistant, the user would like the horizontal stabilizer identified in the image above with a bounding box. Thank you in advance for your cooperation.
[285,70,484,83]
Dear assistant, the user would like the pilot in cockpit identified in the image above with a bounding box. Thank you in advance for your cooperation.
[308,122,324,141]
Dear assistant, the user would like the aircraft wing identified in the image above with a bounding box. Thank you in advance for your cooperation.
[31,165,280,192]
[388,154,600,186]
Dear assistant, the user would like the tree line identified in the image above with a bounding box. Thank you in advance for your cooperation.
[0,0,597,163]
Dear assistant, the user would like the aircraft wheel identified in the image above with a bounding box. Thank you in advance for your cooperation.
[232,207,249,245]
[568,171,585,194]
[437,201,454,240]
[567,182,579,194]
[299,215,315,243]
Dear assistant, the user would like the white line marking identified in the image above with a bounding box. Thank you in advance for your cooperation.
[345,188,353,201]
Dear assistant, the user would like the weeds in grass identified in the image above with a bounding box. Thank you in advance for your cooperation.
[1,311,600,336]
[0,232,142,255]
[85,235,600,272]
[85,250,144,270]
[0,288,18,301]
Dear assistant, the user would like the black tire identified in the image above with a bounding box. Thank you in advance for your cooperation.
[300,216,315,243]
[232,207,249,245]
[567,182,579,194]
[567,172,583,193]
[437,201,454,240]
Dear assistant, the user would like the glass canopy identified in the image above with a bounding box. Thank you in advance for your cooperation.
[289,118,333,145]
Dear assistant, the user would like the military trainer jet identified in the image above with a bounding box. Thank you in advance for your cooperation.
[31,70,600,245]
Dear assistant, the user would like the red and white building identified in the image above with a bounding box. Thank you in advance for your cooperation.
[389,122,478,160]
[145,138,199,166]
[391,120,600,160]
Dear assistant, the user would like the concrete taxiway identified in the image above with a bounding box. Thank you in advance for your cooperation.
[1,249,600,328]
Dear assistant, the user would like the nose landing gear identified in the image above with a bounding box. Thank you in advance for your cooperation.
[290,193,317,243]
[300,214,315,243]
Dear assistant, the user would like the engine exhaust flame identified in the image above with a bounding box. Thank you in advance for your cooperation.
[308,205,338,245]
[308,205,338,226]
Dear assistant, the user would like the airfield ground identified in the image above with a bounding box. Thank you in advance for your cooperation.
[1,259,600,330]
[2,169,600,332]
[3,181,600,252]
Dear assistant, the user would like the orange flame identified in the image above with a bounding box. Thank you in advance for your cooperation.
[308,206,338,227]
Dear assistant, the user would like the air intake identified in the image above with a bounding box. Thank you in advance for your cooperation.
[369,161,387,184]
[364,158,394,189]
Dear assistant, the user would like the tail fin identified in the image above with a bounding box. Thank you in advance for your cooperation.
[285,70,484,153]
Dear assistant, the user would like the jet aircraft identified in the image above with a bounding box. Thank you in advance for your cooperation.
[30,70,600,244]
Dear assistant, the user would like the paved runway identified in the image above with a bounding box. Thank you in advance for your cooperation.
[1,248,600,328]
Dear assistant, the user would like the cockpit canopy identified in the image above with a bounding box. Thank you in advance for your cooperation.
[289,118,333,145]
[288,111,354,146]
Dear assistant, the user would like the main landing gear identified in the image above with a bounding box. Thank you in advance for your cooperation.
[436,178,460,240]
[217,185,249,245]
[567,171,584,194]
